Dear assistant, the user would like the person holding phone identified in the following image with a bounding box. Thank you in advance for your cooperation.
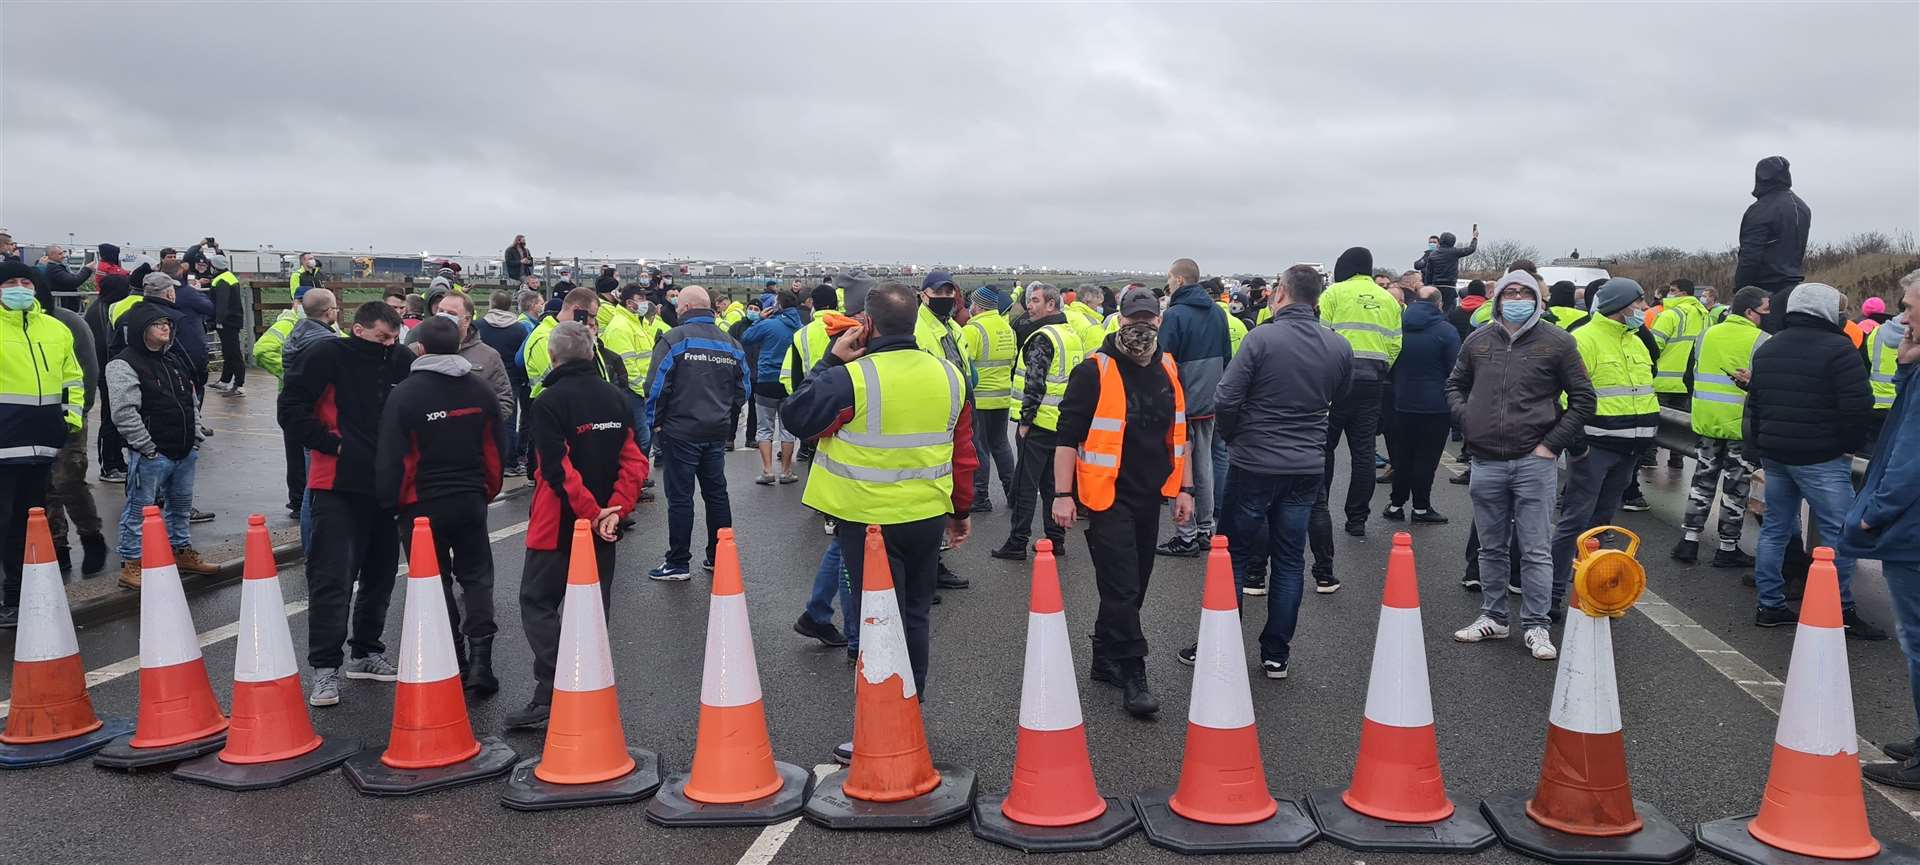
[1671,286,1770,567]
[1415,223,1479,298]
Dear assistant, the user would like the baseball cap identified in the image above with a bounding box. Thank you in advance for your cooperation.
[1120,290,1161,319]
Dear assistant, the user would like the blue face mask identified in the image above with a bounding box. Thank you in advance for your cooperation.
[0,287,35,311]
[1625,309,1647,330]
[1501,299,1535,323]
[1428,242,1439,252]
[745,310,761,322]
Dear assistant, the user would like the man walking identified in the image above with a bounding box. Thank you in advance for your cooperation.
[1672,286,1769,568]
[1447,271,1594,659]
[644,286,747,581]
[1309,247,1404,591]
[279,301,415,707]
[963,285,1018,512]
[1153,259,1230,558]
[207,255,248,397]
[991,283,1083,561]
[0,262,86,628]
[506,323,649,729]
[376,316,508,700]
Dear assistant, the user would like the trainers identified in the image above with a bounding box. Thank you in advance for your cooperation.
[503,700,550,730]
[1411,508,1449,524]
[1381,504,1406,521]
[1670,538,1699,564]
[208,381,232,393]
[308,668,340,707]
[1242,574,1268,596]
[1262,659,1288,680]
[822,518,836,536]
[1755,605,1797,628]
[1454,616,1510,642]
[1460,572,1482,590]
[118,561,142,589]
[1176,644,1198,666]
[833,741,854,765]
[1155,536,1203,558]
[173,547,218,574]
[99,468,127,484]
[779,472,799,484]
[1509,580,1523,595]
[1620,495,1651,512]
[503,463,526,477]
[1711,547,1756,569]
[1448,470,1471,485]
[988,542,1027,562]
[1864,756,1920,791]
[1845,606,1889,641]
[793,613,848,647]
[755,473,776,485]
[1524,627,1558,660]
[702,557,715,574]
[343,653,399,681]
[648,562,692,581]
[1314,574,1340,594]
[223,386,246,398]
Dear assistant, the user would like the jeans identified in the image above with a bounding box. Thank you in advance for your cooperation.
[1209,430,1230,527]
[1755,457,1857,609]
[117,450,197,560]
[971,407,1017,505]
[1086,494,1161,662]
[1550,446,1639,611]
[1172,417,1217,541]
[1230,471,1318,664]
[1388,411,1451,511]
[626,393,652,454]
[1884,560,1920,740]
[1682,437,1754,548]
[660,435,732,569]
[1469,455,1558,629]
[804,538,858,648]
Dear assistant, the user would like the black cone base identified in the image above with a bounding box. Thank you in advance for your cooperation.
[500,747,662,812]
[972,793,1140,853]
[1483,790,1695,865]
[803,762,976,830]
[1134,788,1321,854]
[1696,815,1920,865]
[0,718,132,769]
[94,729,227,771]
[648,760,811,826]
[172,737,360,791]
[1307,786,1498,853]
[344,736,516,797]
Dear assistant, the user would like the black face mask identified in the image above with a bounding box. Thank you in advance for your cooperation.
[927,297,955,318]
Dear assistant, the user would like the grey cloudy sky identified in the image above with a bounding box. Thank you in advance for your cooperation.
[4,2,1916,273]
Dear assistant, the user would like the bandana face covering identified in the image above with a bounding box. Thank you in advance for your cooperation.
[1115,322,1158,364]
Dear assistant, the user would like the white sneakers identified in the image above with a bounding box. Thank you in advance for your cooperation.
[1524,627,1558,660]
[1453,615,1509,642]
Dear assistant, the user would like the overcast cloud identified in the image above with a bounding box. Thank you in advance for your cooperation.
[3,2,1916,273]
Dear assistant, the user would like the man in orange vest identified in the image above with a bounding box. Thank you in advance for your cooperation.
[1050,289,1191,718]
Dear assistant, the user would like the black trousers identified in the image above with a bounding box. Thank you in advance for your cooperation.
[305,490,400,670]
[97,389,126,474]
[0,463,52,607]
[972,407,1017,505]
[216,325,247,387]
[520,532,615,704]
[1379,380,1397,465]
[281,427,306,512]
[1389,412,1452,510]
[1309,379,1382,576]
[837,514,943,696]
[1086,494,1159,662]
[1005,426,1064,549]
[401,493,496,643]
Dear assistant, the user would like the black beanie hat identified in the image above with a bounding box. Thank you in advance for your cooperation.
[810,283,838,311]
[1548,280,1577,308]
[1333,247,1373,283]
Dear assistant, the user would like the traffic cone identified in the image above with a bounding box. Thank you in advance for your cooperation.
[173,515,358,790]
[1306,533,1495,852]
[502,519,661,811]
[650,527,809,826]
[804,524,975,830]
[1698,548,1919,865]
[1136,536,1319,854]
[95,506,228,770]
[0,509,130,768]
[345,517,515,796]
[972,539,1140,852]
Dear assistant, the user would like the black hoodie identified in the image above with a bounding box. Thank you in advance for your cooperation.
[1333,247,1374,283]
[278,334,415,496]
[1736,156,1812,291]
[1414,232,1476,289]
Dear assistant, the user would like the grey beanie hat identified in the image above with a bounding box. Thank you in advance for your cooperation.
[1593,278,1645,316]
[1786,282,1842,326]
[142,271,177,296]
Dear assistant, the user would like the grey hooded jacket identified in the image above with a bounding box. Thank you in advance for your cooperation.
[457,324,516,423]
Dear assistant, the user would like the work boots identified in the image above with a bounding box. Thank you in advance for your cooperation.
[1670,538,1699,564]
[465,636,499,698]
[1121,659,1159,719]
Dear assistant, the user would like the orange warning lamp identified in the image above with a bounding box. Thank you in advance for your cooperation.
[1573,527,1645,618]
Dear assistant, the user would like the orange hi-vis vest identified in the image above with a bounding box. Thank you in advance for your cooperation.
[1076,351,1187,511]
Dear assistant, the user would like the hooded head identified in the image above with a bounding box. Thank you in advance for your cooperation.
[98,243,121,267]
[1548,281,1577,308]
[1753,156,1793,198]
[1438,232,1457,248]
[1491,271,1544,333]
[832,271,876,315]
[1785,282,1843,326]
[1333,247,1373,283]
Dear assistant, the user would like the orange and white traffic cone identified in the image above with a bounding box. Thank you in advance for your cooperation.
[502,519,661,811]
[345,517,515,796]
[95,506,228,770]
[0,509,131,768]
[173,515,358,789]
[1698,548,1919,865]
[972,539,1140,852]
[650,528,809,826]
[1307,533,1495,852]
[1136,535,1319,854]
[804,524,976,830]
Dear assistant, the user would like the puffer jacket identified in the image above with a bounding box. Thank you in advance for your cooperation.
[1157,282,1232,418]
[1445,282,1596,460]
[1745,311,1872,465]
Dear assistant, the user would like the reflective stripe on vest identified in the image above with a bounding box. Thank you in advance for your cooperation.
[1076,352,1187,512]
[1869,321,1904,408]
[1029,324,1084,431]
[801,351,962,524]
[1690,316,1764,440]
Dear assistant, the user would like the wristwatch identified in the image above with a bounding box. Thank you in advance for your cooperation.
[1180,486,1195,494]
[1053,492,1074,499]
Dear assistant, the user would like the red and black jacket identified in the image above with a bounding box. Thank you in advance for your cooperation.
[373,354,506,511]
[527,360,649,550]
[277,335,414,497]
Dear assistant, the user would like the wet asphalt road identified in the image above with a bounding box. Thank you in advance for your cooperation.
[5,440,1919,865]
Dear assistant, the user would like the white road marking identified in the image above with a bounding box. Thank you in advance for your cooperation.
[732,764,840,865]
[1634,587,1920,819]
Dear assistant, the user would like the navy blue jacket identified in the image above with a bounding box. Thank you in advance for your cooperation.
[1391,301,1460,415]
[1157,283,1232,418]
[740,307,804,386]
[1842,364,1920,562]
[644,310,749,443]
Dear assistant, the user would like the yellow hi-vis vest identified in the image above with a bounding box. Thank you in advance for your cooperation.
[1690,315,1766,440]
[0,304,86,459]
[1017,323,1084,432]
[1650,295,1709,394]
[963,310,1016,411]
[108,294,144,325]
[633,314,669,392]
[1868,317,1906,411]
[780,317,831,393]
[802,349,963,525]
[1216,301,1247,356]
[1572,314,1660,443]
[1319,274,1403,367]
[598,306,646,396]
[1076,351,1186,511]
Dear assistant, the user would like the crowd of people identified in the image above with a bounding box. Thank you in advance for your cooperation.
[5,153,1920,786]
